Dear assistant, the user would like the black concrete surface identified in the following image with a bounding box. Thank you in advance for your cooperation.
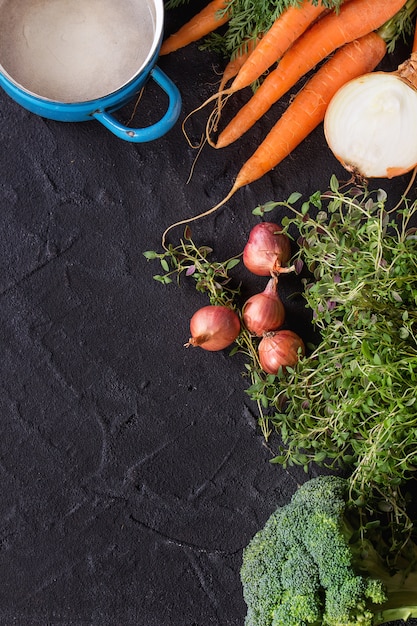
[1,2,416,625]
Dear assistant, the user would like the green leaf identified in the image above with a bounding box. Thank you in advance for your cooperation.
[287,192,302,204]
[160,259,170,272]
[377,188,387,203]
[252,206,263,216]
[143,250,159,260]
[399,327,409,339]
[153,274,172,284]
[309,190,322,208]
[373,353,382,366]
[226,258,240,270]
[314,450,328,463]
[301,201,310,215]
[365,520,381,530]
[329,174,339,192]
[361,341,371,360]
[270,455,287,465]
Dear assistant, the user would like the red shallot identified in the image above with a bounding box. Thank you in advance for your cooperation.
[242,277,285,336]
[258,329,305,374]
[186,305,241,351]
[243,222,291,276]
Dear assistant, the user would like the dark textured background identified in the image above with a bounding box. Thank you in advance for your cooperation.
[1,2,416,625]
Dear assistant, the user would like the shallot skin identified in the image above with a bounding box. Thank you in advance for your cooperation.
[243,222,291,276]
[258,330,305,374]
[242,277,285,336]
[187,305,241,352]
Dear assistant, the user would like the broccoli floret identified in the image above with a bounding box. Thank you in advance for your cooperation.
[240,475,417,626]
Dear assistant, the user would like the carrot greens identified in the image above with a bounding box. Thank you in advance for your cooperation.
[379,0,417,53]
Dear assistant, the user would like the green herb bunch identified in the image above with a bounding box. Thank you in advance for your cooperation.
[145,177,417,546]
[250,177,417,525]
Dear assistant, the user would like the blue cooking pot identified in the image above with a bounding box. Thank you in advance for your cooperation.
[0,0,181,143]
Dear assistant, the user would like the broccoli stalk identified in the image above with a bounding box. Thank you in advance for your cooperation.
[340,507,417,625]
[240,476,417,626]
[368,564,417,626]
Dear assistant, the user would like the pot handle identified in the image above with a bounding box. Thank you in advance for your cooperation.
[92,66,181,142]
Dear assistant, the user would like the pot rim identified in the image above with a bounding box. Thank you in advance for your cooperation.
[0,0,165,104]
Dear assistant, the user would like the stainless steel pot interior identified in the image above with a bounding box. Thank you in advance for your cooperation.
[0,0,162,102]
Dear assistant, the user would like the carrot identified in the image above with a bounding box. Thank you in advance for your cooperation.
[211,36,260,135]
[189,0,330,137]
[160,0,231,56]
[216,0,407,148]
[182,42,258,182]
[230,0,329,92]
[233,32,387,189]
[219,37,260,93]
[161,30,386,249]
[181,36,259,152]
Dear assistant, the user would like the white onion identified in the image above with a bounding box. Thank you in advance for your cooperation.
[324,69,417,179]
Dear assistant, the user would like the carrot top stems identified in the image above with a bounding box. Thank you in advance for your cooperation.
[377,0,417,53]
[210,0,343,62]
[162,0,345,65]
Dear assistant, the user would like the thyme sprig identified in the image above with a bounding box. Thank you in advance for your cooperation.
[144,227,272,438]
[145,177,417,545]
[144,226,241,307]
[249,176,417,536]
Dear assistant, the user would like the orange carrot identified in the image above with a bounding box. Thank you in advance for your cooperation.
[231,0,329,92]
[216,0,407,148]
[190,0,329,136]
[181,36,260,150]
[160,0,231,56]
[211,36,260,134]
[220,37,260,92]
[182,40,259,182]
[233,32,387,189]
[161,31,386,249]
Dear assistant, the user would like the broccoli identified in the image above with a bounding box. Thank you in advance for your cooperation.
[240,475,417,626]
